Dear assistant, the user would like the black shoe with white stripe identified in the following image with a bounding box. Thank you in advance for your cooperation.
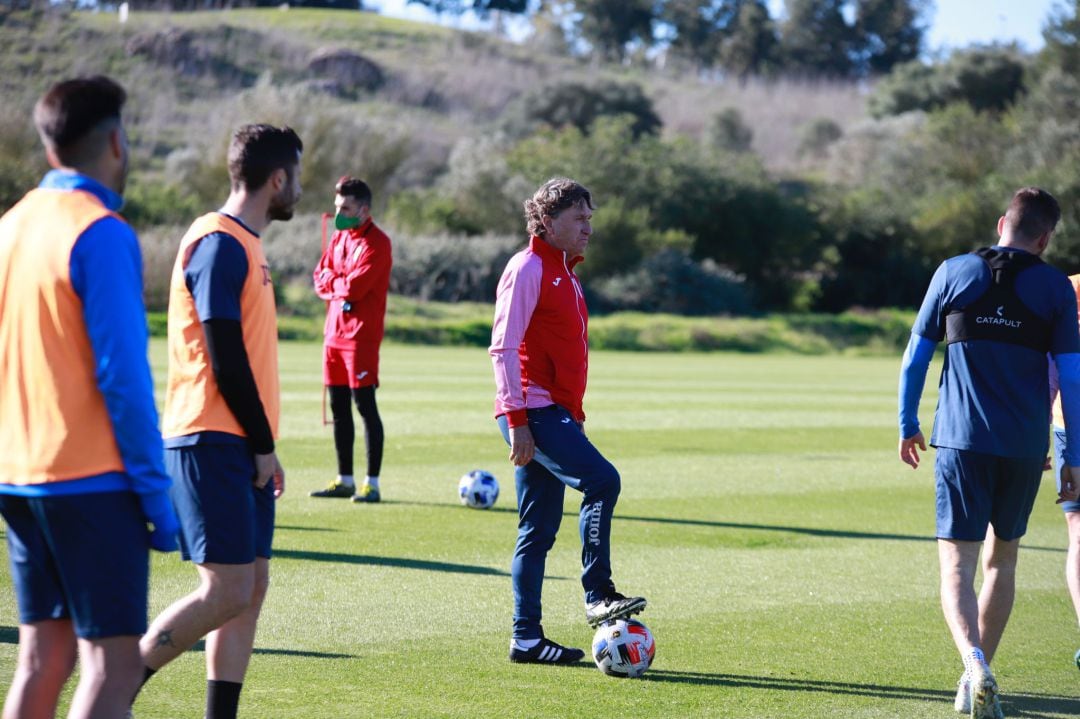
[509,636,585,664]
[585,591,647,627]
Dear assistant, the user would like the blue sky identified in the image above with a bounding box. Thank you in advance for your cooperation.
[370,0,1066,54]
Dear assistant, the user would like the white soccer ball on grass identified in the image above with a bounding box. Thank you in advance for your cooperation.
[592,618,656,678]
[458,470,499,509]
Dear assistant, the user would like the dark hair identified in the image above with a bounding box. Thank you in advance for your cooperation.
[1005,187,1061,243]
[335,175,372,207]
[524,177,593,238]
[227,124,303,191]
[33,75,126,167]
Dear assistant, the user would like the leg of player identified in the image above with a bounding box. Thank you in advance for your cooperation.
[351,385,383,504]
[3,620,76,718]
[978,528,1020,664]
[496,413,583,664]
[311,385,356,498]
[938,539,982,650]
[520,405,646,627]
[202,557,270,719]
[69,635,143,718]
[1066,511,1080,669]
[939,538,1002,719]
[507,463,583,664]
[140,562,257,671]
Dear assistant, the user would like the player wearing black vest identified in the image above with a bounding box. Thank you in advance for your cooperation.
[899,188,1080,718]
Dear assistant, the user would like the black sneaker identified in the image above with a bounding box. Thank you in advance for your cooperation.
[585,591,647,627]
[309,481,355,498]
[509,636,585,664]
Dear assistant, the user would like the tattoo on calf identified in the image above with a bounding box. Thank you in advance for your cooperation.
[154,630,175,649]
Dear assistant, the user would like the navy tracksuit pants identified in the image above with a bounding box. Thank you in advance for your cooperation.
[497,404,621,639]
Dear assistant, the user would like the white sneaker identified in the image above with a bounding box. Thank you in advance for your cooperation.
[954,673,970,713]
[970,663,1004,719]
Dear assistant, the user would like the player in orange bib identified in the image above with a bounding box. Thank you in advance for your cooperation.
[0,76,179,718]
[134,124,302,719]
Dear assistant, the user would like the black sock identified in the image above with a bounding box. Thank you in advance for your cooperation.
[206,679,243,719]
[130,666,157,706]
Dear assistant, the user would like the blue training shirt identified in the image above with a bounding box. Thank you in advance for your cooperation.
[906,246,1080,459]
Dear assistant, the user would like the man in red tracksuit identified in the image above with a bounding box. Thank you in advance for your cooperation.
[490,177,646,664]
[310,177,392,503]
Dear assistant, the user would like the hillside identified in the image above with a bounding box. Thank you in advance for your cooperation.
[0,6,866,196]
[5,5,1073,322]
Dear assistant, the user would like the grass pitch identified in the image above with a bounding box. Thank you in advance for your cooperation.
[1,342,1078,717]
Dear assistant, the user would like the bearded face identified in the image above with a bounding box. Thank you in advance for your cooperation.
[268,163,301,222]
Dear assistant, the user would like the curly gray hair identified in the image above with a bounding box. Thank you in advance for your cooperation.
[524,177,593,238]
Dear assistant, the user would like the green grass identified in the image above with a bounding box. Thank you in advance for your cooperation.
[1,343,1078,717]
[152,302,918,354]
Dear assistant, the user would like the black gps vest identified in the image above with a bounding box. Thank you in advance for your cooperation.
[944,247,1052,352]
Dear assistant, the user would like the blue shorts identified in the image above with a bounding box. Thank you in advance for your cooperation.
[0,491,148,638]
[1050,429,1080,514]
[934,448,1043,541]
[166,443,275,564]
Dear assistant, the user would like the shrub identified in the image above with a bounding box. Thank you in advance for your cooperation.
[156,82,416,217]
[305,47,386,97]
[797,117,842,159]
[501,80,662,139]
[390,233,521,302]
[709,108,754,153]
[868,46,1027,118]
[139,223,185,312]
[591,249,754,316]
[123,180,204,230]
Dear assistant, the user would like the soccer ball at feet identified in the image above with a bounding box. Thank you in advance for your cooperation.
[458,470,499,509]
[592,618,656,678]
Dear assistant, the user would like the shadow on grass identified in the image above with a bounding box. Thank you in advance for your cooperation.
[0,625,358,661]
[274,548,509,577]
[642,670,1080,712]
[644,669,950,700]
[1003,693,1080,717]
[275,525,340,532]
[388,501,1066,553]
[186,639,356,660]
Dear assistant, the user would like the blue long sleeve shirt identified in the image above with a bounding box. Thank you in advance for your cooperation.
[0,171,176,533]
[898,247,1080,465]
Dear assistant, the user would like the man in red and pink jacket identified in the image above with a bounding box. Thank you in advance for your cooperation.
[490,177,647,665]
[310,176,392,504]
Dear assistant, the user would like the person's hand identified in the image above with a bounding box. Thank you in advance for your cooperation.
[149,522,179,553]
[899,432,927,469]
[1044,456,1053,471]
[1058,465,1080,504]
[272,460,285,498]
[140,492,179,552]
[508,424,535,467]
[255,451,285,498]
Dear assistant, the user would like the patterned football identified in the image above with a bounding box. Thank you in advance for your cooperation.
[458,470,499,509]
[592,618,656,678]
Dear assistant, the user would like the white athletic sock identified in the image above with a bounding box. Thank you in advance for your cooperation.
[962,646,988,675]
[338,474,355,488]
[365,476,379,490]
[511,638,540,651]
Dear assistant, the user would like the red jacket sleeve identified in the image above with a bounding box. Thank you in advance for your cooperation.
[331,232,392,302]
[313,233,339,300]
